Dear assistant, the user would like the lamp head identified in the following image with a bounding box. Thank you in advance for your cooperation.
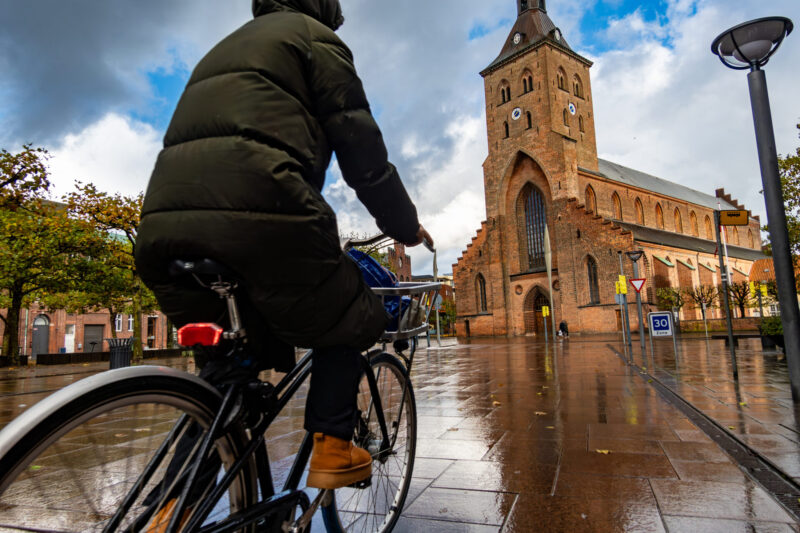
[626,250,644,263]
[711,16,793,70]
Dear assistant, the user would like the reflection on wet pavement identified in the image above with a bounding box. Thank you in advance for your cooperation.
[1,339,798,531]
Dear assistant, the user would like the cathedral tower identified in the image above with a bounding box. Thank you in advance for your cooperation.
[480,0,598,220]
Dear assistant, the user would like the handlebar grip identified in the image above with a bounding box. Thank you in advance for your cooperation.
[423,238,435,253]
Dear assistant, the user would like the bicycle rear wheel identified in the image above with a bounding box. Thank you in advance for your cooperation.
[321,352,416,532]
[0,366,257,532]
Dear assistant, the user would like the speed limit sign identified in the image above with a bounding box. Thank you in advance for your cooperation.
[649,312,674,337]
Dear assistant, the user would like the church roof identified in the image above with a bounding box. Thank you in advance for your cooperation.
[596,159,739,211]
[483,6,586,75]
[615,221,766,262]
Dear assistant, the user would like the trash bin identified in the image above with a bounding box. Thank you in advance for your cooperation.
[107,338,135,369]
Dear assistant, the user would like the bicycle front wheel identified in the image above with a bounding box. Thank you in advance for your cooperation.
[321,352,417,533]
[0,366,257,532]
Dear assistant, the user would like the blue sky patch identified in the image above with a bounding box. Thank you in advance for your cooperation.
[577,0,673,53]
[130,62,190,131]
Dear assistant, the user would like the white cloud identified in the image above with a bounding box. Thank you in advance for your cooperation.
[48,113,161,198]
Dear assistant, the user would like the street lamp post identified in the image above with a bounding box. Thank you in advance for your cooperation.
[626,250,648,363]
[712,17,800,399]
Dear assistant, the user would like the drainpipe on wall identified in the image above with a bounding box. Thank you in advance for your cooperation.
[22,309,29,356]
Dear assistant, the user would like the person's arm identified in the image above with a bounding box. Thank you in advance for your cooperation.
[309,34,420,245]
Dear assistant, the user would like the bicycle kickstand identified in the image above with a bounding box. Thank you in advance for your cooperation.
[285,489,333,533]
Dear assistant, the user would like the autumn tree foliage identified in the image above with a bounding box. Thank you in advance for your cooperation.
[0,147,109,363]
[64,183,157,362]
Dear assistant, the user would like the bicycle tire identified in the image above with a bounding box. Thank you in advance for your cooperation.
[0,365,258,532]
[320,352,417,533]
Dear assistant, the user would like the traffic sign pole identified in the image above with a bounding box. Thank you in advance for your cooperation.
[618,253,633,362]
[715,210,738,380]
[630,262,647,364]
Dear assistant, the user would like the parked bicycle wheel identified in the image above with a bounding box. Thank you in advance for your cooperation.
[321,352,417,533]
[0,366,258,532]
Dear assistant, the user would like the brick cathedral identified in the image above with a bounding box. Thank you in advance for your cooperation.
[453,0,765,337]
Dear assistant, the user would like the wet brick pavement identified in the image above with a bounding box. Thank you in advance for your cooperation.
[1,337,799,532]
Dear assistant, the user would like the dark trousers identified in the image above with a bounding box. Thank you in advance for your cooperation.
[304,346,362,441]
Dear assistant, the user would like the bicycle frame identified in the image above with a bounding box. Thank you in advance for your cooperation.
[113,346,409,533]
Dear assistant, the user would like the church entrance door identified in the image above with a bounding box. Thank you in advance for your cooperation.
[523,288,550,335]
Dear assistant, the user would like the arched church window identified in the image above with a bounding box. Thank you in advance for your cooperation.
[674,208,683,233]
[748,229,755,249]
[612,192,622,220]
[587,256,600,304]
[730,227,739,246]
[476,274,488,312]
[579,116,585,132]
[499,82,511,104]
[526,112,532,129]
[504,121,509,138]
[690,211,699,236]
[655,203,664,229]
[573,74,584,98]
[585,185,596,214]
[506,87,511,102]
[635,198,644,225]
[563,109,569,126]
[705,215,713,240]
[527,76,533,92]
[523,78,529,93]
[517,183,547,271]
[557,67,567,91]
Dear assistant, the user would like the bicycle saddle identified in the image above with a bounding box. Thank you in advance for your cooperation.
[168,259,240,280]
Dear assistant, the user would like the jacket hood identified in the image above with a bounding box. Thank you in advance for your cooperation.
[252,0,344,30]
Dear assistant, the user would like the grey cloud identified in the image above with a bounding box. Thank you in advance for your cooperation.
[0,0,250,146]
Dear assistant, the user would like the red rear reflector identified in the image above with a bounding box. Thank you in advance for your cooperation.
[178,323,224,347]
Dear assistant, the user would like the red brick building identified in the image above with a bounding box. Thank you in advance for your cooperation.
[0,306,170,361]
[386,242,412,281]
[454,0,765,337]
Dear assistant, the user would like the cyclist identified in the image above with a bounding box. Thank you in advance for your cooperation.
[135,0,432,495]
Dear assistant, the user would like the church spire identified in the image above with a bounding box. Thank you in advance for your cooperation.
[518,0,546,15]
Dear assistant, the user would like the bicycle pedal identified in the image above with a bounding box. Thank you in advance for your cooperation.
[348,476,372,489]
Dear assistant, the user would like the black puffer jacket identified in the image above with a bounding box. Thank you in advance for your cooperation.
[135,0,419,370]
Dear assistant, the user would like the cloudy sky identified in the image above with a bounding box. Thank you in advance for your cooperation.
[1,0,798,274]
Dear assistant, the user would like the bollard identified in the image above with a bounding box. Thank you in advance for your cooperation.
[107,338,135,369]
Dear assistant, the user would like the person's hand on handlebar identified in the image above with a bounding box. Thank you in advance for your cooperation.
[411,225,434,250]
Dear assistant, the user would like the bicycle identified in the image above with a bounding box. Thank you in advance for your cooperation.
[0,234,440,532]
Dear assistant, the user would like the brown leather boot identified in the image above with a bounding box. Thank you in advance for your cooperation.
[307,433,372,489]
[146,498,191,533]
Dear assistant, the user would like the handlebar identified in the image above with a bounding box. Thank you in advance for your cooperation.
[343,233,436,254]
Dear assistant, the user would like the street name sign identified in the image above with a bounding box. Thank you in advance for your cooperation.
[649,312,674,337]
[720,210,749,226]
[630,279,646,293]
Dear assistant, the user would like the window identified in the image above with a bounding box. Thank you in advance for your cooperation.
[690,211,699,236]
[517,183,547,271]
[526,112,532,129]
[579,115,585,132]
[587,256,600,304]
[128,314,133,331]
[504,121,509,138]
[506,87,511,102]
[730,227,739,246]
[499,83,511,104]
[655,203,664,229]
[114,314,122,332]
[573,74,584,98]
[476,274,488,312]
[557,67,567,91]
[563,108,569,126]
[585,185,596,213]
[522,72,533,94]
[612,192,622,220]
[674,208,683,233]
[748,229,755,248]
[523,78,528,93]
[635,198,644,225]
[705,215,713,240]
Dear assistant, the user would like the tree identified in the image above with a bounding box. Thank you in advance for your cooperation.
[723,281,753,319]
[0,148,109,362]
[656,287,685,312]
[439,298,457,335]
[0,145,50,208]
[764,123,800,291]
[64,183,156,362]
[683,285,718,321]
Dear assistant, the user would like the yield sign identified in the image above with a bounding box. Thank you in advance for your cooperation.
[629,278,646,293]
